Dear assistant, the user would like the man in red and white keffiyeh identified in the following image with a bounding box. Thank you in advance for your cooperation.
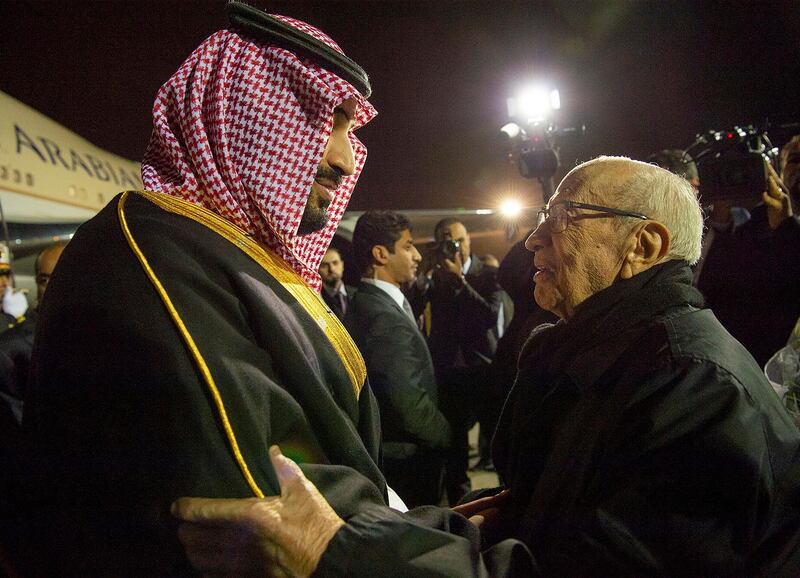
[21,12,404,577]
[141,15,376,292]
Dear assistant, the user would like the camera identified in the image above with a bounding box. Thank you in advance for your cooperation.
[437,239,461,261]
[499,122,584,181]
[685,126,779,204]
[500,122,560,180]
[499,121,584,202]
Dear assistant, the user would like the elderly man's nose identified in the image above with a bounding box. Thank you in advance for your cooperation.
[525,224,548,252]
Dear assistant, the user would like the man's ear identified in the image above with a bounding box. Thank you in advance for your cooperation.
[619,221,671,279]
[371,245,389,266]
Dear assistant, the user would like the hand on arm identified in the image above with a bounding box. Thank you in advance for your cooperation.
[451,490,510,544]
[172,446,344,578]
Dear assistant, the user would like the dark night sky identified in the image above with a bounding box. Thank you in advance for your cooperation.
[1,0,798,212]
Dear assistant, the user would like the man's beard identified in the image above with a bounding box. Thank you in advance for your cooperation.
[322,274,341,288]
[297,166,341,235]
[297,196,329,235]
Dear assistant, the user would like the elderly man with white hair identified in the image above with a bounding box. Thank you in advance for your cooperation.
[173,157,800,577]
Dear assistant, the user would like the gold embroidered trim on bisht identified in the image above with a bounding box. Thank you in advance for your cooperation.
[122,190,366,398]
[118,192,266,498]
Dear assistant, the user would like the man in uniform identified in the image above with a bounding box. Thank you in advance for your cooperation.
[0,242,65,566]
[0,242,66,428]
[0,252,28,333]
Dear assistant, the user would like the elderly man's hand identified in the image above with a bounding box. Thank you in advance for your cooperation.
[171,446,344,578]
[451,490,510,544]
[764,162,794,230]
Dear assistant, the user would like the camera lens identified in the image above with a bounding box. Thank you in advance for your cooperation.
[439,240,460,260]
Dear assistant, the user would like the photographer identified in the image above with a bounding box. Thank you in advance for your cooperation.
[412,218,510,504]
[695,136,800,366]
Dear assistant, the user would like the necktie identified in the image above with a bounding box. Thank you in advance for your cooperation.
[338,292,347,317]
[401,297,415,323]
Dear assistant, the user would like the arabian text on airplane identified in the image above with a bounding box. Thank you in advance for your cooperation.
[14,124,142,188]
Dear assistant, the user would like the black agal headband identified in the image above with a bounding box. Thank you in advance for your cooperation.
[225,1,372,98]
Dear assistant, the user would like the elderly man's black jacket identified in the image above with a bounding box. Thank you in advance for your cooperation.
[490,261,800,576]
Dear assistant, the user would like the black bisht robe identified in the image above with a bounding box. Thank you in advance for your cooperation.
[20,192,391,575]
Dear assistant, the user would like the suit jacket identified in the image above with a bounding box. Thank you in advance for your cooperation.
[321,284,355,320]
[414,255,511,376]
[345,282,450,458]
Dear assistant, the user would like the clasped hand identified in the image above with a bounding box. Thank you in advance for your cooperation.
[172,446,344,578]
[451,489,510,545]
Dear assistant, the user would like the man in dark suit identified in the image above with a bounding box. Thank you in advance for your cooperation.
[413,218,510,504]
[319,247,355,320]
[345,211,451,507]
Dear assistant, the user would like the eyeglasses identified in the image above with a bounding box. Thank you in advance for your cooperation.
[536,201,649,234]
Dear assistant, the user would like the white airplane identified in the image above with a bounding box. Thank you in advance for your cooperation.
[0,90,142,223]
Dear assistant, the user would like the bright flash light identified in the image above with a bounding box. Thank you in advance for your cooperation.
[507,87,561,121]
[521,87,548,121]
[500,199,522,218]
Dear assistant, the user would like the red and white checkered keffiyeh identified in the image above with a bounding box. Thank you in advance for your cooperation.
[141,15,376,291]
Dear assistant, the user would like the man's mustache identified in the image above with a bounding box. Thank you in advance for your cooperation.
[316,166,343,189]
